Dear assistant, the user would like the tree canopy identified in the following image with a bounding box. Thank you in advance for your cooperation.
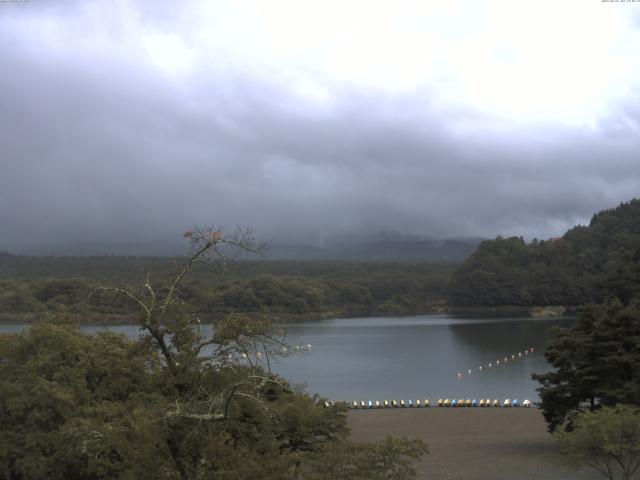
[0,260,453,323]
[556,405,640,480]
[448,199,640,307]
[534,296,640,432]
[0,227,427,480]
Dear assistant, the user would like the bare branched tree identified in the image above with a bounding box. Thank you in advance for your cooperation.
[90,226,291,424]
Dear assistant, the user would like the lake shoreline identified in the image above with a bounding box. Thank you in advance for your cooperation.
[0,304,572,325]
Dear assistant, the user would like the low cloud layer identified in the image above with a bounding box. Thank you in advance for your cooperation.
[1,1,639,254]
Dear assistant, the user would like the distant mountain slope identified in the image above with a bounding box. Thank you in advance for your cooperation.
[0,252,174,278]
[1,232,482,264]
[265,234,482,263]
[448,199,640,306]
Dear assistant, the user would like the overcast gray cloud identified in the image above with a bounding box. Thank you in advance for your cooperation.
[1,1,640,254]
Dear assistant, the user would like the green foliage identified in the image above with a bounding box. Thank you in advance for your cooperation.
[0,260,453,322]
[31,279,89,304]
[209,275,335,314]
[0,324,168,480]
[0,280,43,314]
[0,228,427,479]
[533,297,640,432]
[449,199,640,307]
[0,315,426,480]
[556,405,640,480]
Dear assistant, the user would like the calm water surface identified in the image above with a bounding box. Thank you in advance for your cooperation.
[1,314,572,402]
[275,314,573,402]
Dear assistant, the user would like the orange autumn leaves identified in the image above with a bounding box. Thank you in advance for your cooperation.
[183,229,222,242]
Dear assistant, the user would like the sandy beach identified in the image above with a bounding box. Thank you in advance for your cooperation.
[348,408,602,480]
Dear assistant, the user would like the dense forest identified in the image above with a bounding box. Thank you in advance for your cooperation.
[3,199,640,321]
[0,255,453,323]
[0,230,427,479]
[534,297,640,432]
[448,199,640,307]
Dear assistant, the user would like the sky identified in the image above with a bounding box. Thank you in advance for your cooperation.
[1,0,640,253]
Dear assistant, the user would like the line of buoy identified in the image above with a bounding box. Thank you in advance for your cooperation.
[278,344,312,354]
[457,347,535,379]
[325,398,532,409]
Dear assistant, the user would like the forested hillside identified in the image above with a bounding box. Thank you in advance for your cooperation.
[0,256,453,322]
[448,199,640,307]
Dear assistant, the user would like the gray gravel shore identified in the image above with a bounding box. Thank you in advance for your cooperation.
[348,408,603,480]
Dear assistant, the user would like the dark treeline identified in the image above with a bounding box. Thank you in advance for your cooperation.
[534,297,640,431]
[448,199,640,307]
[0,255,453,322]
[4,199,640,320]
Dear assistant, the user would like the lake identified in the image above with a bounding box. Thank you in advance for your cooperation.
[0,314,572,403]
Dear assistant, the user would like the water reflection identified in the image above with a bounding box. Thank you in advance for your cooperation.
[276,315,573,402]
[0,314,572,402]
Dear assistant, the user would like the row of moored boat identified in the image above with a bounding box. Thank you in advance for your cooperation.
[324,399,532,408]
